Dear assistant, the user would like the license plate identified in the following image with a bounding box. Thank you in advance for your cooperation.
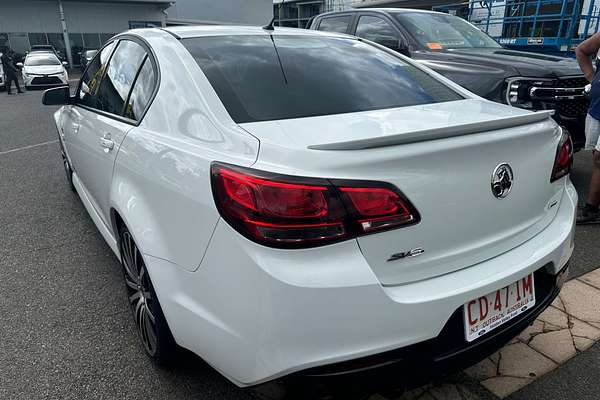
[464,274,535,342]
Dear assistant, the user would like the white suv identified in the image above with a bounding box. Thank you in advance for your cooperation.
[42,27,576,389]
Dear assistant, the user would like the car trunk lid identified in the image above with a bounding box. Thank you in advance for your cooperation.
[240,99,565,286]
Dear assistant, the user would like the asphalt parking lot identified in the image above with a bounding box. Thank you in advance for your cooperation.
[1,82,600,400]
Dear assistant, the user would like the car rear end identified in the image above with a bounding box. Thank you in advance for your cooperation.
[150,29,576,387]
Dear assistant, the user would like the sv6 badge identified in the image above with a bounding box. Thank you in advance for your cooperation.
[387,247,425,262]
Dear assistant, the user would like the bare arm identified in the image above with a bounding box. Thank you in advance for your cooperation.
[576,33,600,82]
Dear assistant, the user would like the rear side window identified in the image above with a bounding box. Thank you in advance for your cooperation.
[355,16,399,47]
[124,57,157,120]
[317,16,351,33]
[183,35,462,123]
[96,40,147,116]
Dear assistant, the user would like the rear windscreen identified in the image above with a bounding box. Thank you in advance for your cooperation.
[183,35,463,123]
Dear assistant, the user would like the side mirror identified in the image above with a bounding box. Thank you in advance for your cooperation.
[62,61,68,67]
[42,86,71,106]
[16,62,23,68]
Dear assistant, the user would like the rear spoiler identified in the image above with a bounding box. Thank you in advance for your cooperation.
[308,110,555,151]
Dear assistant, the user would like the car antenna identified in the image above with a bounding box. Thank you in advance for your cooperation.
[263,0,285,31]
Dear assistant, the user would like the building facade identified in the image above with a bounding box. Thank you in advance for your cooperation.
[273,0,353,28]
[0,0,171,65]
[167,0,273,26]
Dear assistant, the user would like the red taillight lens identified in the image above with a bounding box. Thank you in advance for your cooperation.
[212,164,347,247]
[339,187,416,233]
[219,167,329,217]
[211,163,420,248]
[551,130,573,182]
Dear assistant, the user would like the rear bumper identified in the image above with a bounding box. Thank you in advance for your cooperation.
[144,179,577,387]
[285,262,567,394]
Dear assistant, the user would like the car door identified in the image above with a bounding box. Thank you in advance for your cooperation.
[66,38,152,228]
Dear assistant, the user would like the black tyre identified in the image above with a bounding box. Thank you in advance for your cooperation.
[58,139,76,192]
[119,226,177,365]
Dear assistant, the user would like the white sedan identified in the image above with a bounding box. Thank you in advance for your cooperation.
[19,52,68,89]
[42,27,576,388]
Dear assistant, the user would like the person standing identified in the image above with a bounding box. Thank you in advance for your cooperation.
[575,34,600,223]
[1,49,23,95]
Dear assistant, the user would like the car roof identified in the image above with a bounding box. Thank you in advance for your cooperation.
[157,25,354,39]
[315,8,447,18]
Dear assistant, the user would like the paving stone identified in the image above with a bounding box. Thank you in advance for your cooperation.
[578,268,600,290]
[464,357,497,380]
[551,296,566,311]
[528,328,577,364]
[428,385,462,400]
[394,387,426,400]
[481,376,533,399]
[517,320,544,343]
[537,306,569,329]
[497,342,557,378]
[394,389,435,400]
[369,395,389,400]
[489,352,500,364]
[570,316,600,341]
[560,280,600,326]
[573,336,596,352]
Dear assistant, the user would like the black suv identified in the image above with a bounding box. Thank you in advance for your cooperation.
[309,9,588,150]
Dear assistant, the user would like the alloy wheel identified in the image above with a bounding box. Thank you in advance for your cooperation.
[121,230,158,356]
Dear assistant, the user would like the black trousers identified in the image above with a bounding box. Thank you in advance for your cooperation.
[5,74,21,93]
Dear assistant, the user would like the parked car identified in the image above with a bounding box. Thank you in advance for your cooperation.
[42,26,576,389]
[19,52,68,89]
[29,45,66,61]
[309,9,589,151]
[79,49,98,71]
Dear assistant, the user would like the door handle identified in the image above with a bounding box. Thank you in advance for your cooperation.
[100,133,115,152]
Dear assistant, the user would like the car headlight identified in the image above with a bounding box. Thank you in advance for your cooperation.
[505,78,554,109]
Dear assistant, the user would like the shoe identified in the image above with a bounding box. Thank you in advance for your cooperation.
[576,205,600,224]
[7,92,13,95]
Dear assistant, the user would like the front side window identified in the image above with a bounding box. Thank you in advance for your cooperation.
[317,16,351,33]
[124,57,157,120]
[394,12,501,49]
[355,15,399,47]
[78,41,116,109]
[183,35,462,123]
[95,40,147,116]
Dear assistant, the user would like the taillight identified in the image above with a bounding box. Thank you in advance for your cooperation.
[211,163,420,248]
[551,130,573,182]
[338,187,416,233]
